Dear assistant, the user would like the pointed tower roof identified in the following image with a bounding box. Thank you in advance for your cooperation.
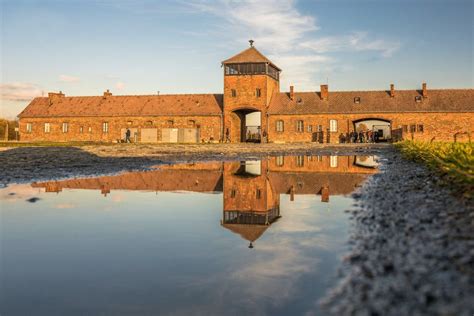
[221,223,269,243]
[222,41,281,71]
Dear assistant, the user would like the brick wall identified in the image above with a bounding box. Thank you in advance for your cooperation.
[223,74,279,142]
[268,112,474,143]
[19,115,222,142]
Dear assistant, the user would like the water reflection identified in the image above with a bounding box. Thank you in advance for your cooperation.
[2,155,378,316]
[29,156,376,248]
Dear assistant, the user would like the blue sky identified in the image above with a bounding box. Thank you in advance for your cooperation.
[1,0,472,118]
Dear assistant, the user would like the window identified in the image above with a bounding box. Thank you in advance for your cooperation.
[231,89,237,97]
[318,125,323,132]
[127,121,133,125]
[188,120,196,127]
[102,122,109,133]
[167,120,174,127]
[44,123,51,133]
[256,88,261,97]
[224,63,278,79]
[296,120,304,132]
[354,97,361,104]
[145,121,153,126]
[415,96,422,102]
[26,123,32,133]
[307,125,312,132]
[330,156,338,168]
[410,124,416,133]
[88,127,92,133]
[276,120,284,132]
[256,189,261,199]
[230,189,236,198]
[276,156,284,166]
[402,125,408,133]
[62,122,69,133]
[329,120,338,132]
[296,155,305,167]
[417,124,424,133]
[79,126,84,133]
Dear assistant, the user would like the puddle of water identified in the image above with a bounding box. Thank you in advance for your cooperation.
[0,155,378,315]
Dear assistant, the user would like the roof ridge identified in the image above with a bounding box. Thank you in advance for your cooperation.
[279,88,474,94]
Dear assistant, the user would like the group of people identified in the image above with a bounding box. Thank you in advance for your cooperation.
[339,130,380,143]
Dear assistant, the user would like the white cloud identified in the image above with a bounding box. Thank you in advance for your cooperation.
[301,32,401,58]
[0,82,43,101]
[59,74,80,83]
[115,82,125,90]
[188,0,400,90]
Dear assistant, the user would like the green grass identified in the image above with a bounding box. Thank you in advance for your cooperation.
[395,141,474,199]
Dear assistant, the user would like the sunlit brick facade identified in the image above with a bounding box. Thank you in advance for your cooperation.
[18,43,474,143]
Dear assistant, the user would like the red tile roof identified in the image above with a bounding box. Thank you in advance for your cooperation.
[222,46,281,70]
[268,89,474,114]
[18,94,223,118]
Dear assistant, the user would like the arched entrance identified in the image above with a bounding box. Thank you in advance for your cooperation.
[353,118,391,142]
[230,109,261,143]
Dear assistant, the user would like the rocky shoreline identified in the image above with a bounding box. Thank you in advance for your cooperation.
[322,148,474,315]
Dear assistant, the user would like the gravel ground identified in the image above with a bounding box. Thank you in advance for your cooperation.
[322,147,474,316]
[0,143,387,186]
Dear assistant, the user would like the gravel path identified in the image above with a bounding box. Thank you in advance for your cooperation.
[322,148,474,316]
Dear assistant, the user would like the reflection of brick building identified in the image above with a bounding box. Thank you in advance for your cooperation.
[19,42,473,143]
[32,157,376,247]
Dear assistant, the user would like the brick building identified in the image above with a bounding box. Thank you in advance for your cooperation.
[18,42,473,143]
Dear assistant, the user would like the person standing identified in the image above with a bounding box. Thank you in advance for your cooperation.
[125,128,131,143]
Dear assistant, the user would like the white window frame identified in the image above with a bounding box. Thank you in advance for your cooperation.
[330,155,338,168]
[276,156,284,166]
[296,120,304,132]
[62,122,69,133]
[276,120,284,132]
[329,119,338,132]
[44,123,51,133]
[26,123,32,133]
[102,122,109,133]
[296,155,304,167]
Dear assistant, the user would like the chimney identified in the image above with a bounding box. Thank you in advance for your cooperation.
[321,186,329,203]
[48,91,65,98]
[422,82,428,98]
[290,85,294,100]
[320,84,328,100]
[103,89,112,98]
[390,84,395,97]
[48,91,65,105]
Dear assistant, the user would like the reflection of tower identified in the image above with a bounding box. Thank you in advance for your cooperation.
[221,160,280,248]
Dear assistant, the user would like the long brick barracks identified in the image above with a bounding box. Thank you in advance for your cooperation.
[18,43,474,143]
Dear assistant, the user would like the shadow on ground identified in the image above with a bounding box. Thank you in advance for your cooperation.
[0,147,159,186]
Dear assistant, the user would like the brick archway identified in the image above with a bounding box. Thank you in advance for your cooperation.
[230,108,261,142]
[352,118,392,142]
